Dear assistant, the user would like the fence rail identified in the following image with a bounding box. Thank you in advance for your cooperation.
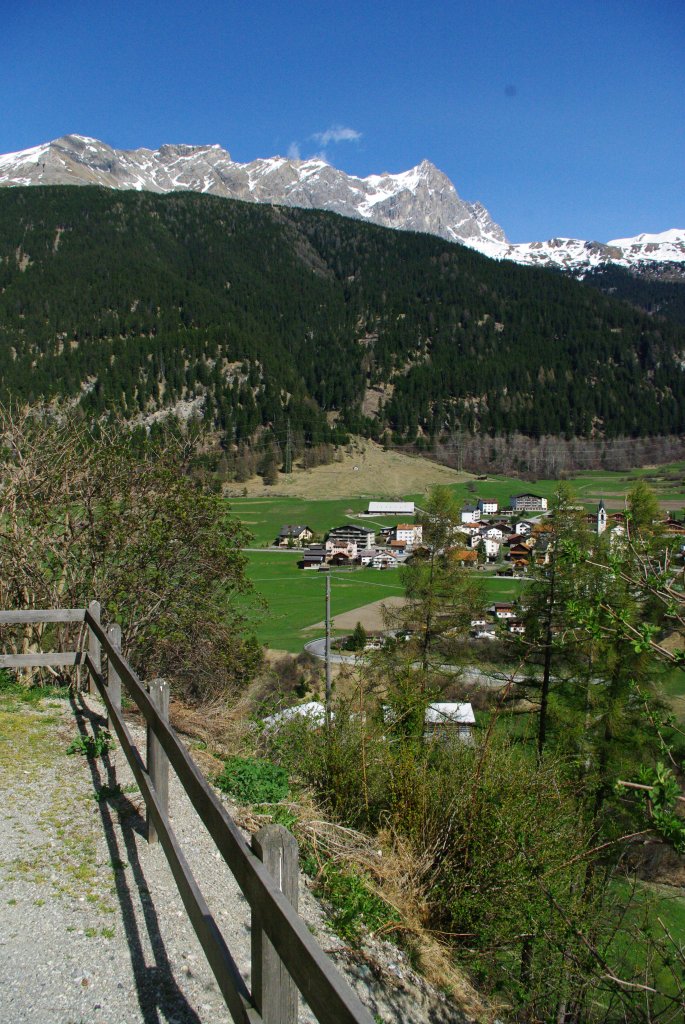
[0,606,374,1024]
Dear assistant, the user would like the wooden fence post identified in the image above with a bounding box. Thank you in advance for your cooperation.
[105,623,122,735]
[251,825,299,1024]
[147,678,169,845]
[87,600,101,695]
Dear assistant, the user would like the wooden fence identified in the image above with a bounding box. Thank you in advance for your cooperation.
[0,606,374,1024]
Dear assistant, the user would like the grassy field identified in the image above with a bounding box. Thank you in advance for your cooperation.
[606,879,685,1011]
[242,550,525,652]
[243,552,406,651]
[228,495,402,547]
[433,463,685,513]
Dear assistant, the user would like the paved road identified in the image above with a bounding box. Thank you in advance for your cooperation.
[304,638,527,688]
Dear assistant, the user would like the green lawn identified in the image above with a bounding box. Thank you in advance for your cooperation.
[436,463,685,512]
[228,463,685,552]
[227,464,681,652]
[244,553,525,652]
[228,481,561,544]
[243,552,406,651]
[482,576,527,602]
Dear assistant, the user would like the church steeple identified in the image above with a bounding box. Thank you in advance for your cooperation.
[597,499,607,536]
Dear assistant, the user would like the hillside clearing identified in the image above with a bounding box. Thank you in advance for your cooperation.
[226,438,469,500]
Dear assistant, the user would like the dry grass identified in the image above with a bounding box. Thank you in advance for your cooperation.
[309,595,408,632]
[369,829,496,1020]
[168,684,495,1020]
[229,437,469,500]
[170,690,254,760]
[659,630,685,655]
[237,797,494,1020]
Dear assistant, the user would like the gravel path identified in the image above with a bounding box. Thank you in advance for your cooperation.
[0,687,477,1024]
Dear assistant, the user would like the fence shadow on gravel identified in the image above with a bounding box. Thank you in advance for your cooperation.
[70,692,202,1024]
[0,605,374,1024]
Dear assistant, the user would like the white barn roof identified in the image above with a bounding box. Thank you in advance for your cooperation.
[383,702,475,725]
[424,702,475,725]
[262,701,326,730]
[367,501,415,515]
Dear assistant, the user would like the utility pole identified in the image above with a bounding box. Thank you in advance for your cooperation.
[325,573,332,734]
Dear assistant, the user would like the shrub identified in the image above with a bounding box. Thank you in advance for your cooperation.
[314,862,399,944]
[215,756,289,804]
[67,730,114,758]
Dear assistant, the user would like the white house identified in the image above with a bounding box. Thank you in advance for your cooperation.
[493,602,517,620]
[481,526,504,542]
[394,523,423,548]
[325,538,358,560]
[327,524,376,549]
[424,703,476,743]
[515,521,533,536]
[472,624,497,640]
[383,702,476,742]
[359,547,386,566]
[483,538,501,559]
[510,494,548,512]
[262,701,327,731]
[478,498,498,514]
[371,552,399,569]
[276,524,314,547]
[461,505,481,524]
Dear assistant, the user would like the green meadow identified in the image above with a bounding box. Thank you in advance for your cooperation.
[242,552,405,651]
[242,551,524,652]
[604,879,685,1012]
[433,462,685,512]
[227,495,402,547]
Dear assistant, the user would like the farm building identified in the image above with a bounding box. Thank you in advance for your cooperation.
[424,703,476,742]
[366,501,415,516]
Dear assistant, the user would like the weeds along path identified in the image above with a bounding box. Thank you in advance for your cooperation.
[0,686,479,1024]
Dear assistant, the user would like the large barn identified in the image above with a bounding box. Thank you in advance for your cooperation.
[366,501,415,516]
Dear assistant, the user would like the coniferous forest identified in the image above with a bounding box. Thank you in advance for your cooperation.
[1,185,684,447]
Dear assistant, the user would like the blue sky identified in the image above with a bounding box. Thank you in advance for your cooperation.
[2,1,683,242]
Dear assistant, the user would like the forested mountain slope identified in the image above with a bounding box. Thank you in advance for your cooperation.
[577,263,685,327]
[1,186,684,443]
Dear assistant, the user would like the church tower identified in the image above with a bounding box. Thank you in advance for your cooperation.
[597,499,607,536]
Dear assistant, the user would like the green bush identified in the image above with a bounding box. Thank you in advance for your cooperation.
[67,730,114,758]
[315,862,399,944]
[215,756,289,804]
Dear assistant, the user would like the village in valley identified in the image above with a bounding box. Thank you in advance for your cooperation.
[272,490,675,642]
[261,483,685,747]
[264,483,683,667]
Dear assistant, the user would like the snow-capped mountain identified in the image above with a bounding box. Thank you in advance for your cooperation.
[0,135,682,273]
[0,135,505,248]
[470,228,685,272]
